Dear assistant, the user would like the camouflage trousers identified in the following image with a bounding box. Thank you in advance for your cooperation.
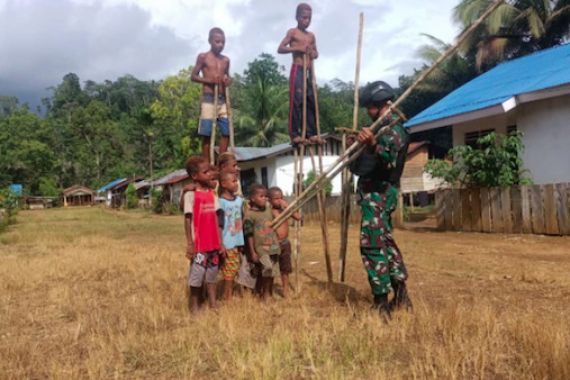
[359,186,408,295]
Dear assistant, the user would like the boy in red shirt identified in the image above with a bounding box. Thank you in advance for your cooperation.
[183,155,224,312]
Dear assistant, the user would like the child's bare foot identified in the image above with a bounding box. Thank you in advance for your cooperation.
[291,136,303,146]
[308,135,325,145]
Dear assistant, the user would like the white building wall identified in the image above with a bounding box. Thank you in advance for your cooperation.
[452,112,514,147]
[517,95,570,184]
[274,155,342,196]
[450,95,570,185]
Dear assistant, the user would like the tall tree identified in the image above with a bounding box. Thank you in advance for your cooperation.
[455,0,570,68]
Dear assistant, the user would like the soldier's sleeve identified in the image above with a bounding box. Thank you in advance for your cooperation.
[375,123,407,166]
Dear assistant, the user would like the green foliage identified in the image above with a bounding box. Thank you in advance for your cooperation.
[38,177,59,197]
[150,187,163,214]
[425,132,532,188]
[125,184,138,209]
[0,188,20,220]
[303,170,332,195]
[454,0,570,69]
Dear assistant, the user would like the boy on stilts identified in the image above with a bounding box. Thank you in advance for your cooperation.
[191,27,231,162]
[278,3,323,146]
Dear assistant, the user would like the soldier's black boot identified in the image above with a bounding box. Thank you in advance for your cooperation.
[373,294,392,322]
[389,281,413,312]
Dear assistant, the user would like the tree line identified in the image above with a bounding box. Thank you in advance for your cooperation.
[1,0,568,195]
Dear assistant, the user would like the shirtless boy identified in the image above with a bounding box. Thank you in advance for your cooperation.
[268,187,301,298]
[191,27,231,161]
[278,3,322,146]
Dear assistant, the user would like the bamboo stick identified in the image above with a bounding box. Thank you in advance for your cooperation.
[293,147,300,291]
[225,87,235,149]
[310,64,333,283]
[210,84,218,164]
[339,12,364,282]
[272,0,504,228]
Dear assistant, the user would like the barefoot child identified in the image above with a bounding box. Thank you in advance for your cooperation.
[183,155,224,312]
[277,3,322,145]
[219,171,244,300]
[268,187,301,298]
[191,27,231,161]
[243,184,281,300]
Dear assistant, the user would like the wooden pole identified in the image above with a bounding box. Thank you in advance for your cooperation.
[225,87,235,150]
[339,12,364,282]
[310,62,333,284]
[210,84,219,164]
[272,0,504,228]
[293,147,300,291]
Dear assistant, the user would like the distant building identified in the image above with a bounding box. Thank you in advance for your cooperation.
[63,185,95,207]
[407,43,570,185]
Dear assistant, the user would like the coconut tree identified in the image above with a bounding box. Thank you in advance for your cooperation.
[455,0,570,68]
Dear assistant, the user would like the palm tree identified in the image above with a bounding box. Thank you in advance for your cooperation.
[454,0,570,69]
[235,77,289,147]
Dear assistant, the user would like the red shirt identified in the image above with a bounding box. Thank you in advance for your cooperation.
[183,189,221,252]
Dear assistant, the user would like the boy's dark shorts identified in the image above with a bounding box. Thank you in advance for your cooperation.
[279,239,293,275]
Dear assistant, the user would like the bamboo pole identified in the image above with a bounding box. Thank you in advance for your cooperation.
[271,0,504,228]
[310,62,333,284]
[225,87,235,150]
[210,84,218,164]
[339,12,363,282]
[293,147,300,291]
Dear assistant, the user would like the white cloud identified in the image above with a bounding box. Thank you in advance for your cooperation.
[0,0,462,107]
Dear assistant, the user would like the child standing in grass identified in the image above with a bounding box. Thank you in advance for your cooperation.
[268,186,301,298]
[218,171,244,300]
[243,184,281,300]
[183,155,224,312]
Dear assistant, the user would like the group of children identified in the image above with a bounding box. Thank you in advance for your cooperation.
[191,3,321,163]
[183,153,300,312]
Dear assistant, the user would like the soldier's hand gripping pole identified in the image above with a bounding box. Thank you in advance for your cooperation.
[271,0,505,229]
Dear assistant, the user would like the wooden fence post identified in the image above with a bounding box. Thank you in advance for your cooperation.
[520,185,532,234]
[531,185,546,234]
[452,189,461,231]
[435,190,445,230]
[511,186,523,234]
[501,187,513,233]
[490,188,503,233]
[556,183,570,235]
[480,187,491,233]
[470,188,482,232]
[544,184,560,235]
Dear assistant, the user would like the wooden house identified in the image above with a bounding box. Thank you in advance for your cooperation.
[63,185,95,207]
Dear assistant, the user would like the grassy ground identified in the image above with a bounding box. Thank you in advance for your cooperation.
[1,207,569,379]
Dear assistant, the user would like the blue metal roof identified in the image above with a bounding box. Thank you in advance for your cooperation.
[406,43,570,128]
[97,178,126,193]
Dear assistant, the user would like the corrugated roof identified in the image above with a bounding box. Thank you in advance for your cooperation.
[232,143,293,162]
[406,43,570,128]
[153,169,189,186]
[97,178,126,193]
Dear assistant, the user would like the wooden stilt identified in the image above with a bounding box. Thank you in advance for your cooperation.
[210,84,219,164]
[272,0,504,228]
[224,86,241,194]
[339,12,364,282]
[310,63,333,284]
[293,147,300,291]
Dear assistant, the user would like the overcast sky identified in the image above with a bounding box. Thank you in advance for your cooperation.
[0,0,461,109]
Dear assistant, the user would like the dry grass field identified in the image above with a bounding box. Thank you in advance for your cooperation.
[1,207,569,379]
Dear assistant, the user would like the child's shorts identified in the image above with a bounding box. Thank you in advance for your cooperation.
[236,253,257,289]
[198,93,229,137]
[188,251,219,287]
[260,253,280,278]
[221,247,241,280]
[279,239,293,275]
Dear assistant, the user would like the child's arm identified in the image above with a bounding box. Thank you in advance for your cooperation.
[223,58,232,87]
[191,53,214,85]
[216,204,226,257]
[278,29,305,54]
[246,235,259,263]
[281,199,301,221]
[309,33,319,60]
[185,214,195,260]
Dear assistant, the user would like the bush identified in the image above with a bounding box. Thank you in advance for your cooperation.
[150,187,163,214]
[125,184,138,209]
[303,170,332,195]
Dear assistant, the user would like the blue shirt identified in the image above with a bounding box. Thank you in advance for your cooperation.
[219,196,245,249]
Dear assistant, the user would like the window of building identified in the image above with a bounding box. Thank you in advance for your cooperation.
[261,167,268,188]
[464,129,495,148]
[240,169,256,196]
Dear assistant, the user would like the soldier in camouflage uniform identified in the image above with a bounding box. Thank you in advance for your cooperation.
[349,81,413,318]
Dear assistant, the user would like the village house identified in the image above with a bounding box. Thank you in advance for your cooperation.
[400,141,445,207]
[63,185,95,207]
[406,43,570,185]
